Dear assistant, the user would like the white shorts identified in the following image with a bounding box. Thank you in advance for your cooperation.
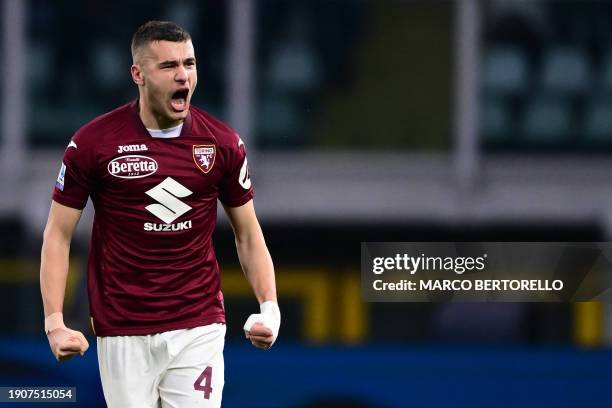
[97,323,226,408]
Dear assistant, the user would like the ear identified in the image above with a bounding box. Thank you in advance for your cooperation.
[131,64,144,86]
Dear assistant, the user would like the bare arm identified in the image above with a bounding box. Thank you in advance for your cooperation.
[223,200,276,304]
[40,200,89,361]
[40,200,82,317]
[223,200,280,349]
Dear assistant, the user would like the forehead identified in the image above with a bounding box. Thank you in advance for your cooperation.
[143,40,195,62]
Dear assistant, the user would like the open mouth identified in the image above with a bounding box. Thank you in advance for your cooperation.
[170,89,189,112]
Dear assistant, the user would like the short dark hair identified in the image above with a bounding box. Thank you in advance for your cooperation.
[131,21,192,61]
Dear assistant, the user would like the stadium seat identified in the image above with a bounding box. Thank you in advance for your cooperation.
[28,42,53,93]
[521,96,572,142]
[583,97,612,142]
[540,47,590,96]
[29,101,100,144]
[597,50,612,92]
[257,94,303,145]
[267,40,321,94]
[481,46,529,97]
[92,43,125,89]
[480,96,512,142]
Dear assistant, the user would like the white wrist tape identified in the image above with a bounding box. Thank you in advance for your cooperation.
[243,301,281,342]
[44,312,66,334]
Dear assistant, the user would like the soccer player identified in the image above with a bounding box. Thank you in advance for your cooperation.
[39,21,280,407]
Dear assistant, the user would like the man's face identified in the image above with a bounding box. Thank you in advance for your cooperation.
[134,40,197,127]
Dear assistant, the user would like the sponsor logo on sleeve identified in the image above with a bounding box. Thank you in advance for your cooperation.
[193,145,216,174]
[55,162,66,191]
[239,157,251,189]
[235,136,251,189]
[108,155,158,179]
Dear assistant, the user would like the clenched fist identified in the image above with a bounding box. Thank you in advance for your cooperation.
[45,312,89,362]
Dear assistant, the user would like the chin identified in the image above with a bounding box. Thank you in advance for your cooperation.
[169,109,188,120]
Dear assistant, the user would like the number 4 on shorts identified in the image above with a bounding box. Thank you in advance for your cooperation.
[194,366,213,399]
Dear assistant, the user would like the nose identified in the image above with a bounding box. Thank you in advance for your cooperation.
[175,65,187,83]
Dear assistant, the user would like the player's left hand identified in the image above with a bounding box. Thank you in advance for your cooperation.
[243,301,280,350]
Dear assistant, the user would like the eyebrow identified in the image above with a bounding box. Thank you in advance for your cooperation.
[158,57,196,67]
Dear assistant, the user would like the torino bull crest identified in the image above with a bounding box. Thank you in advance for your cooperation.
[193,145,216,174]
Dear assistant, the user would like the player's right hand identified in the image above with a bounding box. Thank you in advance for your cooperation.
[46,327,89,362]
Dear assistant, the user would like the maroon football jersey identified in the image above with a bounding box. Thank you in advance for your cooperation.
[52,101,253,336]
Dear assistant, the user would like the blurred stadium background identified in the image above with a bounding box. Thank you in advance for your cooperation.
[1,0,612,406]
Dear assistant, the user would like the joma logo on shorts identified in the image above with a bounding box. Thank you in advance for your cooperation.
[118,144,148,153]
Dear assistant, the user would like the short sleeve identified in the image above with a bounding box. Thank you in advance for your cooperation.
[52,136,95,209]
[218,135,254,207]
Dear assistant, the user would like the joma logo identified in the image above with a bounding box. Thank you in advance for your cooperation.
[118,144,148,153]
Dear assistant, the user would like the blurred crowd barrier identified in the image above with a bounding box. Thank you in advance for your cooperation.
[1,221,606,349]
